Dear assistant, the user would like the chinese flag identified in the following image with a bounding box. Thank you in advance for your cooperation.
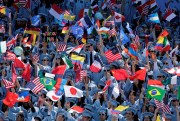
[3,91,18,107]
[111,69,129,80]
[129,69,146,81]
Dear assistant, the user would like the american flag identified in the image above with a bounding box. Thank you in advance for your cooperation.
[57,43,67,52]
[0,25,5,33]
[2,79,15,89]
[104,47,121,63]
[142,4,150,15]
[26,77,44,94]
[19,0,27,6]
[32,53,39,63]
[80,70,87,81]
[108,28,116,37]
[107,0,115,10]
[104,21,115,27]
[64,10,70,15]
[4,51,16,61]
[154,99,171,113]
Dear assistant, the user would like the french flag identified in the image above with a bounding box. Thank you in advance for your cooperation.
[49,4,64,20]
[80,15,93,28]
[90,60,102,73]
[164,9,176,22]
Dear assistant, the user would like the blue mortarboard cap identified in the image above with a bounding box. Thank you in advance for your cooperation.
[39,12,48,16]
[84,103,94,112]
[169,95,178,104]
[164,113,173,119]
[98,81,105,86]
[40,54,50,61]
[82,110,92,118]
[66,97,76,104]
[98,108,107,113]
[110,100,120,107]
[110,62,118,68]
[0,87,7,100]
[148,99,156,107]
[92,88,101,95]
[56,109,67,118]
[141,112,154,120]
[87,39,96,46]
[123,107,137,115]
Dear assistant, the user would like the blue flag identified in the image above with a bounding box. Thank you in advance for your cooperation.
[120,29,130,45]
[31,15,40,26]
[71,26,84,38]
[148,13,160,23]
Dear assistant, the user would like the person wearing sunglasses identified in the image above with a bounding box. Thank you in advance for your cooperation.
[98,108,108,121]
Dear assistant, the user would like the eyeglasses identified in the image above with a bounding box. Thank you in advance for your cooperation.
[164,62,168,65]
[56,58,60,60]
[150,51,155,52]
[158,76,163,78]
[42,59,49,62]
[99,113,106,116]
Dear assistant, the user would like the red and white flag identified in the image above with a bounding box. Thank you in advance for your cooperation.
[64,85,83,98]
[57,43,66,52]
[90,60,102,73]
[6,34,18,50]
[154,99,171,113]
[113,12,125,22]
[49,4,64,20]
[72,44,84,54]
[165,67,180,76]
[69,106,84,113]
[32,53,39,63]
[80,70,87,81]
[104,49,121,63]
[0,24,5,33]
[137,1,150,15]
[2,79,15,89]
[4,51,16,61]
[164,8,176,22]
[32,77,44,94]
[99,80,112,93]
[108,28,116,37]
[91,4,99,13]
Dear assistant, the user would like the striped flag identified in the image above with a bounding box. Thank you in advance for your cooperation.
[57,43,66,52]
[26,77,44,94]
[2,79,15,89]
[32,53,39,63]
[90,60,102,73]
[104,47,121,63]
[80,70,87,81]
[164,8,176,22]
[108,28,116,37]
[154,99,171,113]
[137,0,150,15]
[64,10,70,15]
[0,24,5,33]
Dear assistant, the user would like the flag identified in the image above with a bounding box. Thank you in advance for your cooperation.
[52,65,66,76]
[0,41,7,53]
[0,24,5,33]
[165,67,180,76]
[154,99,171,113]
[90,60,102,73]
[159,29,169,37]
[13,58,26,69]
[111,69,129,80]
[62,26,69,34]
[4,51,16,61]
[64,85,83,98]
[120,29,130,45]
[12,64,17,83]
[126,47,138,59]
[178,86,180,100]
[113,11,125,22]
[91,4,99,13]
[79,15,93,28]
[40,77,56,91]
[2,79,15,89]
[71,54,85,68]
[54,78,67,95]
[57,43,66,52]
[112,84,119,98]
[71,26,84,38]
[24,0,30,11]
[3,91,18,107]
[31,15,40,26]
[46,90,63,102]
[100,80,111,93]
[24,28,40,35]
[27,77,44,94]
[115,105,129,112]
[155,37,170,52]
[63,13,75,21]
[17,90,30,102]
[32,53,39,63]
[129,69,146,81]
[148,80,164,89]
[69,106,84,113]
[104,47,121,63]
[149,0,158,12]
[146,86,166,101]
[6,37,17,49]
[72,44,84,54]
[0,6,11,17]
[22,64,31,82]
[80,70,87,81]
[61,55,73,69]
[97,27,110,34]
[49,4,64,20]
[137,0,150,15]
[148,13,160,23]
[164,8,176,22]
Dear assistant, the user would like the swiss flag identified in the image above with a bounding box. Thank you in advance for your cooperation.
[64,85,83,98]
[111,69,129,80]
[129,69,146,81]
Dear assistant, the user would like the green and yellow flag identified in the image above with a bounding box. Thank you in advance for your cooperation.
[40,77,56,91]
[146,86,166,101]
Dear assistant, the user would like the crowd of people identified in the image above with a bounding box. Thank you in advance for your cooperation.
[0,0,180,121]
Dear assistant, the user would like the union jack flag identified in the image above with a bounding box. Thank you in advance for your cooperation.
[4,51,16,61]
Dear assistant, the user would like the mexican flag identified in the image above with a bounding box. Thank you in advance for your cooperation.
[146,86,166,101]
[62,55,73,69]
[0,41,7,53]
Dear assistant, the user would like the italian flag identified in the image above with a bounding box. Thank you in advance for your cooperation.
[164,9,176,22]
[0,41,7,54]
[162,37,170,52]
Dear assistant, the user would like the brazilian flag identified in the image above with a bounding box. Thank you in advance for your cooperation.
[40,77,56,91]
[146,86,166,101]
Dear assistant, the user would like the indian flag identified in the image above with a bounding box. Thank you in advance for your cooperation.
[0,41,7,54]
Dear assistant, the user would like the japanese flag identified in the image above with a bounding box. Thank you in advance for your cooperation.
[64,85,83,98]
